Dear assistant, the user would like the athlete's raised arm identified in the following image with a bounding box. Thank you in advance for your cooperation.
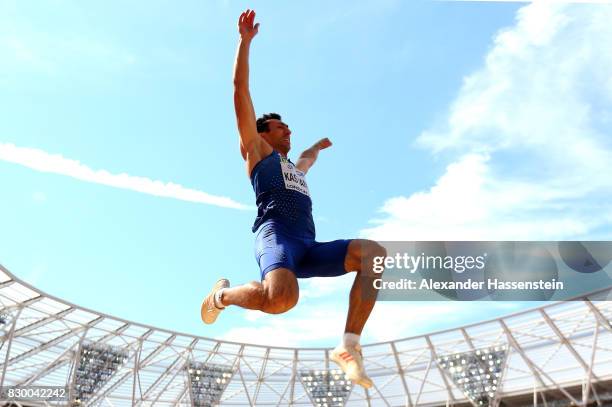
[233,9,267,165]
[296,138,332,174]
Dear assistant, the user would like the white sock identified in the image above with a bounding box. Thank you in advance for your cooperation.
[342,333,360,348]
[214,288,226,309]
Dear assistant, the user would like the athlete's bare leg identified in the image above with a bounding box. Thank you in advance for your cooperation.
[343,239,387,334]
[221,268,299,314]
[329,239,386,389]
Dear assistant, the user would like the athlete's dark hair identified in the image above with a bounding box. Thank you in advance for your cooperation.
[256,113,282,133]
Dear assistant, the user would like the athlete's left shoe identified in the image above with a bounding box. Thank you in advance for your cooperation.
[201,278,229,324]
[330,344,373,389]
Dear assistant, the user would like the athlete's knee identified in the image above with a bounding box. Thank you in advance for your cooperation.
[364,240,387,277]
[260,270,299,314]
[364,240,387,260]
[346,239,387,274]
[261,288,298,314]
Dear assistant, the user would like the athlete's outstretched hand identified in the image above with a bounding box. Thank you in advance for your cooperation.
[316,138,332,150]
[238,9,259,40]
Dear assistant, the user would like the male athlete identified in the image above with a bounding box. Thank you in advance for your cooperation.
[201,9,386,389]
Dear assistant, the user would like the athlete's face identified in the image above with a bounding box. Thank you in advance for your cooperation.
[262,119,291,154]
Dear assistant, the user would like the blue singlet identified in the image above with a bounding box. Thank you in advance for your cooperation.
[249,151,350,280]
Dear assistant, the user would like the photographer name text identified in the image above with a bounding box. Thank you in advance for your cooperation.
[373,278,564,291]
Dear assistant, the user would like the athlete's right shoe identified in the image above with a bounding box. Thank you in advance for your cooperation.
[201,278,230,324]
[330,344,373,389]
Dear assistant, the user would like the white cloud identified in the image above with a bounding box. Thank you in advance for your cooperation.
[362,153,591,240]
[223,299,529,346]
[364,1,612,241]
[244,310,265,322]
[223,306,346,347]
[299,274,354,300]
[361,302,527,343]
[0,143,251,210]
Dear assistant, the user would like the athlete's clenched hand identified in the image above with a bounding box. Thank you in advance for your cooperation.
[316,138,332,150]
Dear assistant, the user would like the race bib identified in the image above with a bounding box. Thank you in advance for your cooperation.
[280,156,310,197]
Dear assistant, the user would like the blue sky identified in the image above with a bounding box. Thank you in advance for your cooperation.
[1,0,611,347]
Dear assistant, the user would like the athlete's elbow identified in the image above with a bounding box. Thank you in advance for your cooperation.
[233,78,249,90]
[299,148,316,159]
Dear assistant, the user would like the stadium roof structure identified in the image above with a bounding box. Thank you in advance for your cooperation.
[1,263,611,407]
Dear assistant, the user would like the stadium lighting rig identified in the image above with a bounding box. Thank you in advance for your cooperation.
[300,369,354,407]
[0,312,8,326]
[437,346,508,406]
[72,342,128,405]
[186,362,235,407]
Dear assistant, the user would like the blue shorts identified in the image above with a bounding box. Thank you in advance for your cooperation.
[254,220,351,280]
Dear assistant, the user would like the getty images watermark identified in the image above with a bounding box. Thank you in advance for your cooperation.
[360,242,612,301]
